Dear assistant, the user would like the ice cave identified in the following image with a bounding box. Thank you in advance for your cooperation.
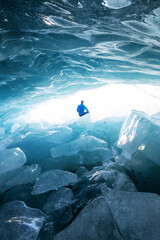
[0,0,160,239]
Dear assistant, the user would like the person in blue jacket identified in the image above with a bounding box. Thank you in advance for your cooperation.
[77,100,89,117]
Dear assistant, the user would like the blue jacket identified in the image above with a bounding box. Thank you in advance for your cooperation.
[77,104,89,116]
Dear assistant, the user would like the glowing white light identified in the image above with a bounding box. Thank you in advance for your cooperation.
[128,117,141,142]
[138,144,145,150]
[23,84,160,125]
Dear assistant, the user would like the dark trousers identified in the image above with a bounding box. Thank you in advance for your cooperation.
[79,112,89,117]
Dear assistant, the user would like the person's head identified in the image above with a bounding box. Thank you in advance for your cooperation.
[81,100,84,104]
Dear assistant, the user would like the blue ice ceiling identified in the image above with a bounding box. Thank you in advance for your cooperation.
[0,0,160,122]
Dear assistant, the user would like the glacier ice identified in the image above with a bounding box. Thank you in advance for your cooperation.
[49,136,110,170]
[77,148,113,164]
[75,166,87,177]
[48,147,113,172]
[0,164,41,193]
[0,111,160,238]
[80,158,137,192]
[0,127,5,136]
[4,164,41,189]
[102,0,131,9]
[42,187,75,215]
[101,185,160,240]
[0,0,160,238]
[32,169,78,195]
[84,167,137,192]
[54,196,123,240]
[116,111,160,193]
[2,185,35,207]
[89,117,125,147]
[7,126,78,166]
[117,110,160,166]
[125,151,160,194]
[51,135,108,158]
[0,148,27,175]
[48,127,77,144]
[11,123,21,133]
[42,187,75,233]
[0,201,46,240]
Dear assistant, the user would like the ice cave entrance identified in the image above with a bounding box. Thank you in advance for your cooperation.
[22,84,160,125]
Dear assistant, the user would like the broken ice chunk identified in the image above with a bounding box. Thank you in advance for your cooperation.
[44,148,112,172]
[77,148,113,165]
[32,169,77,195]
[54,196,123,240]
[117,110,160,166]
[42,187,75,233]
[0,201,46,240]
[0,148,27,176]
[101,185,160,240]
[4,164,41,188]
[51,136,108,158]
[83,164,137,192]
[49,127,77,144]
[42,187,75,215]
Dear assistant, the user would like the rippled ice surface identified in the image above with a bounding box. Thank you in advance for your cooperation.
[0,0,160,122]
